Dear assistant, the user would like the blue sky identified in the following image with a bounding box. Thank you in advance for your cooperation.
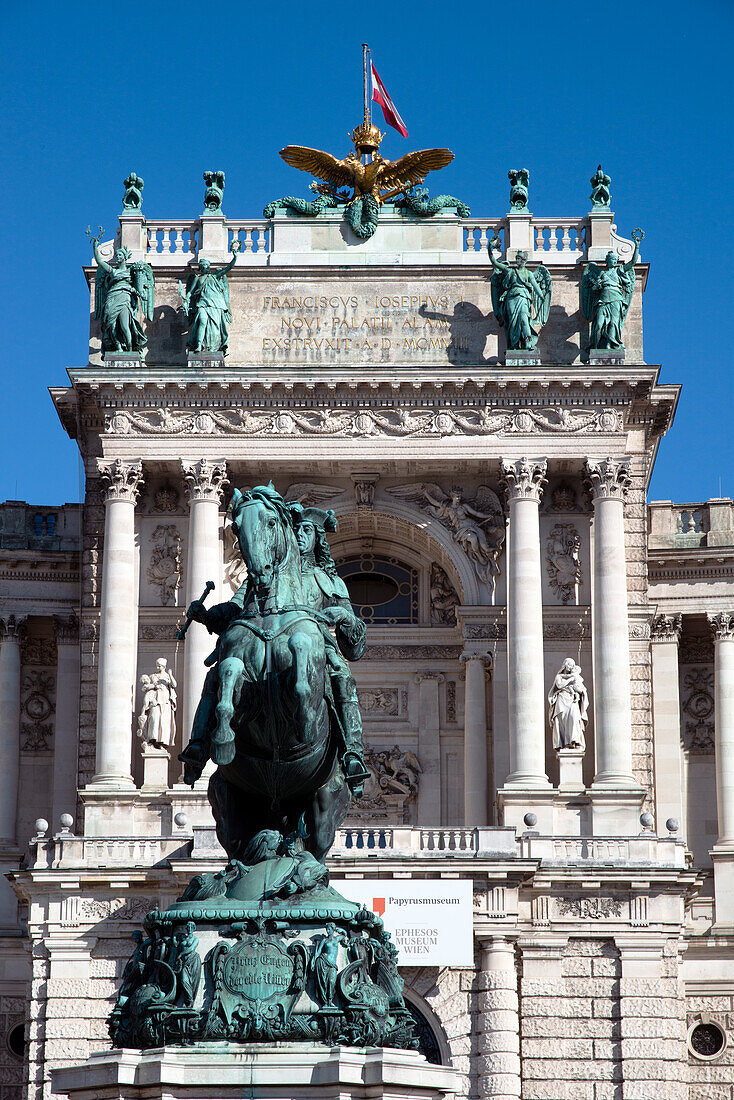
[1,0,731,505]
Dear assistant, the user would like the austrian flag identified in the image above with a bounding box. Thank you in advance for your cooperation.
[371,62,408,138]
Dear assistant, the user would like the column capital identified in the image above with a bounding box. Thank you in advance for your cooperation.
[500,457,547,503]
[584,457,631,502]
[53,613,79,644]
[0,614,27,640]
[708,611,734,641]
[98,458,143,504]
[651,613,682,643]
[181,458,229,504]
[414,671,445,684]
[460,651,492,671]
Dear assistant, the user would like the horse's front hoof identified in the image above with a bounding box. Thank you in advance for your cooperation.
[212,740,236,766]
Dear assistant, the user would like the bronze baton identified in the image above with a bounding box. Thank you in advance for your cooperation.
[177,580,215,640]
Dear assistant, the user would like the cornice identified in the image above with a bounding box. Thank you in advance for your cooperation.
[648,548,734,584]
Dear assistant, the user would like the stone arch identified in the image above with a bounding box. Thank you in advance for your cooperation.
[402,987,452,1066]
[329,501,481,607]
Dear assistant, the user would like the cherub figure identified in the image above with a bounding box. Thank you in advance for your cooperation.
[488,237,552,351]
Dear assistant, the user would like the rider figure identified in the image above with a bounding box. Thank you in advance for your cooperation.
[178,493,370,797]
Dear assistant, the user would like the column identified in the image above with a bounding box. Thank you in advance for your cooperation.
[650,614,684,835]
[92,458,143,788]
[585,458,635,786]
[415,672,442,824]
[501,457,549,786]
[0,616,26,844]
[477,937,521,1100]
[708,612,734,930]
[461,652,490,825]
[709,612,734,843]
[181,459,228,750]
[51,614,80,827]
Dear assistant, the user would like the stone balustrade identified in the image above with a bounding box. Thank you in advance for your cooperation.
[29,825,685,869]
[648,497,734,549]
[132,211,632,267]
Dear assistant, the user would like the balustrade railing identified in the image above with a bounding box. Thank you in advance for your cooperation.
[533,218,587,259]
[146,221,199,262]
[228,222,271,255]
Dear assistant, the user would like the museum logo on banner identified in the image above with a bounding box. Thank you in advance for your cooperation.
[338,879,473,966]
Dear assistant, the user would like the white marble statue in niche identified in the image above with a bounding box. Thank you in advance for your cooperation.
[138,658,178,748]
[548,658,588,751]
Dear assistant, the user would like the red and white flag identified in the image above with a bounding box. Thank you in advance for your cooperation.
[371,62,408,138]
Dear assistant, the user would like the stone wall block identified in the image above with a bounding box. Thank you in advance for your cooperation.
[480,1029,519,1055]
[478,988,518,1013]
[476,1052,520,1077]
[521,1079,594,1099]
[522,1038,594,1060]
[562,956,593,976]
[521,995,593,1017]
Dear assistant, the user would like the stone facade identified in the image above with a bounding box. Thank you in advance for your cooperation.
[0,202,732,1099]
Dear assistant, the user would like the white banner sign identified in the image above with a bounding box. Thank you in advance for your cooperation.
[335,879,474,966]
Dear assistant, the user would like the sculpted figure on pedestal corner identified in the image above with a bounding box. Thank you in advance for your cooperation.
[488,236,552,351]
[581,228,643,350]
[88,228,154,354]
[179,240,241,355]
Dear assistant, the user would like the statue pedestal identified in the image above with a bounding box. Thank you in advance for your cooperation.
[504,349,541,368]
[103,351,144,369]
[557,748,585,792]
[51,1044,460,1100]
[140,743,170,791]
[588,347,625,367]
[186,350,226,369]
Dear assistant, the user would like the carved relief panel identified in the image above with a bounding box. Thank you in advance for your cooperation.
[138,517,186,608]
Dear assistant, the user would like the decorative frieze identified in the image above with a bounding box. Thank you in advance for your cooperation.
[556,896,623,919]
[181,459,228,503]
[356,687,408,718]
[584,457,631,502]
[543,618,590,641]
[364,644,462,660]
[282,482,343,506]
[104,404,623,439]
[500,457,548,503]
[97,458,143,503]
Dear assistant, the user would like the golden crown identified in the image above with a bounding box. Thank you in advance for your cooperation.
[350,120,385,154]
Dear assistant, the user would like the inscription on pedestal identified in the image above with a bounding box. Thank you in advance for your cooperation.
[222,939,294,1002]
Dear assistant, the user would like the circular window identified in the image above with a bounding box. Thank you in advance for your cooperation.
[689,1021,726,1060]
[7,1023,25,1060]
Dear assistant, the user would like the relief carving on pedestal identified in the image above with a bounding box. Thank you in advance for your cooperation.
[430,563,459,626]
[681,668,715,754]
[546,524,581,603]
[387,483,504,586]
[147,524,182,606]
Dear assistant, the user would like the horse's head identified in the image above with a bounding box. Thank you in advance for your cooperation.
[230,484,295,591]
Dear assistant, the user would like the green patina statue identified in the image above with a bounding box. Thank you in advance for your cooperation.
[508,168,530,211]
[394,185,470,219]
[590,165,611,210]
[179,241,240,355]
[488,236,552,350]
[203,170,225,213]
[580,228,643,350]
[110,484,416,1052]
[122,172,144,212]
[88,228,154,355]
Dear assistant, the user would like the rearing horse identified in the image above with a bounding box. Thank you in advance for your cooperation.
[208,486,349,863]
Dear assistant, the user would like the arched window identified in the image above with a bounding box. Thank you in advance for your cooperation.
[405,1000,443,1064]
[337,555,418,625]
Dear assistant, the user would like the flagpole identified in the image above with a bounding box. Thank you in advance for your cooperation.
[362,43,370,126]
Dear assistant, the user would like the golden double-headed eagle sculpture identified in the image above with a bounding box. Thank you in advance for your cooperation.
[279,120,454,205]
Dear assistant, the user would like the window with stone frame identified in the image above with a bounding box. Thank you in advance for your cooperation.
[337,555,419,625]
